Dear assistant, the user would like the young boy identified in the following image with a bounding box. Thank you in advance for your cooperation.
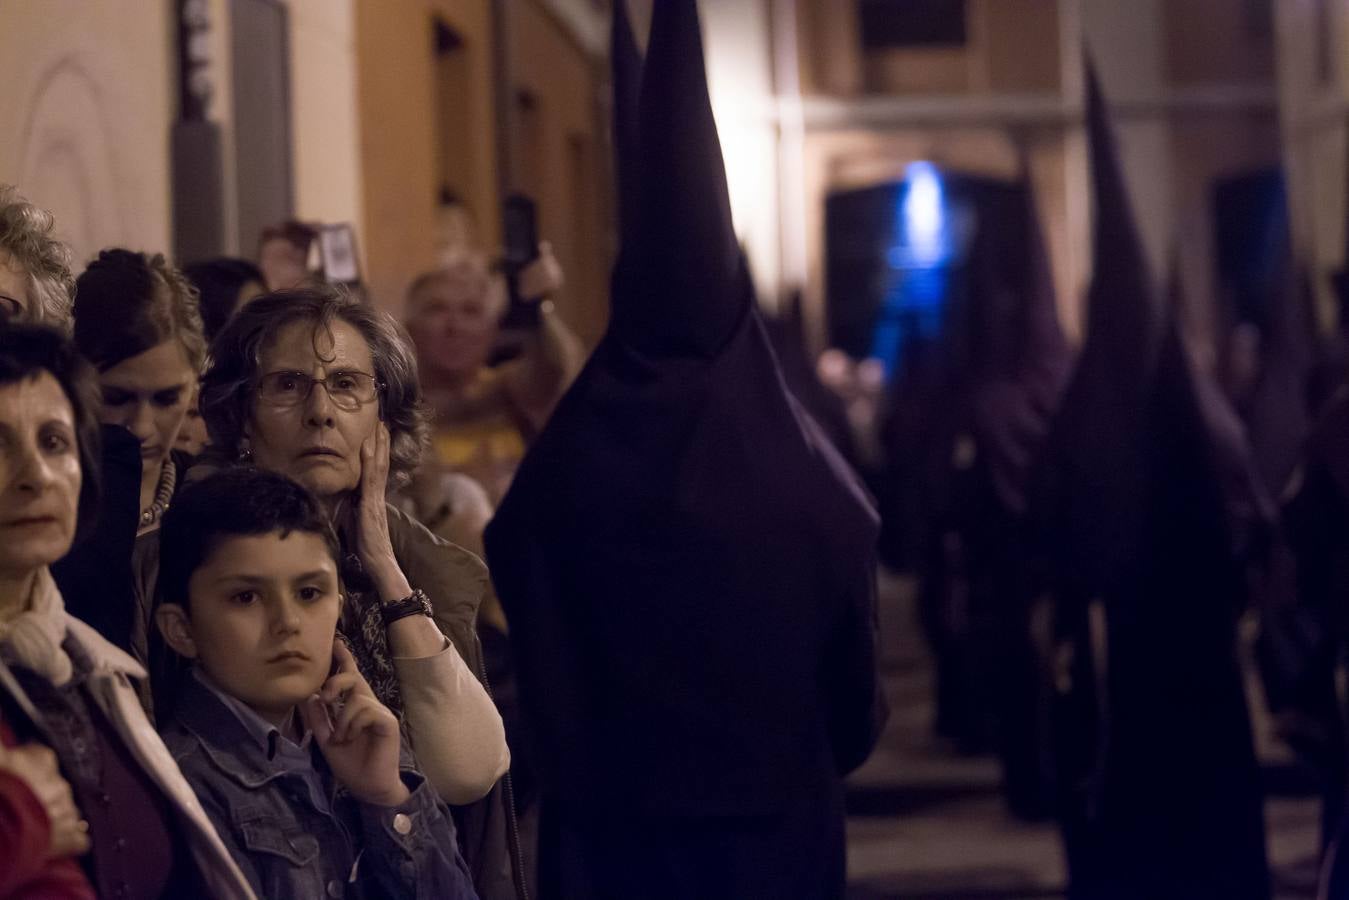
[153,467,478,900]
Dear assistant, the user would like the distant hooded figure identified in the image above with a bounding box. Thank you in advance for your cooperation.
[1029,60,1269,899]
[918,167,1071,817]
[482,1,886,897]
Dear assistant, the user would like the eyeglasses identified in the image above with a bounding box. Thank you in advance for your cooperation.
[257,370,382,411]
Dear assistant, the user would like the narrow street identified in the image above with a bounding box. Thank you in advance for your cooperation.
[847,573,1323,900]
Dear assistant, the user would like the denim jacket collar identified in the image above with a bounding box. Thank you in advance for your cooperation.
[173,672,314,792]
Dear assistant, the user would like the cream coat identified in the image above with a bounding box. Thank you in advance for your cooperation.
[0,615,257,900]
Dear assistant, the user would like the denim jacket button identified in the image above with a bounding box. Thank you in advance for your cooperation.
[392,813,412,836]
[326,880,343,898]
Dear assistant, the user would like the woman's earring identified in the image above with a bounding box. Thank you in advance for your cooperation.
[238,439,254,464]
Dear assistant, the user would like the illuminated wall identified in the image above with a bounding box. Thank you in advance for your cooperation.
[0,0,176,265]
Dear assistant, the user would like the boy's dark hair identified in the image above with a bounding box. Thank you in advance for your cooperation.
[0,323,102,543]
[157,467,341,614]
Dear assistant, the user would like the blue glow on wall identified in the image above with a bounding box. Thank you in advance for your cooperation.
[871,162,959,378]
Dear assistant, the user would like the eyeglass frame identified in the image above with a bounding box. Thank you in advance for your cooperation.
[254,369,386,411]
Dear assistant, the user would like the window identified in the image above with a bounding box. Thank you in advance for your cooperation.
[432,17,472,205]
[857,0,967,50]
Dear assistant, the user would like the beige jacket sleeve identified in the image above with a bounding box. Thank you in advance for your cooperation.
[394,636,510,805]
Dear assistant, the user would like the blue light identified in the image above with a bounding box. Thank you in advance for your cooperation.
[903,161,946,266]
[871,161,956,379]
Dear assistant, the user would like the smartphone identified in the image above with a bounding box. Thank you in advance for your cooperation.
[502,194,539,270]
[318,223,362,286]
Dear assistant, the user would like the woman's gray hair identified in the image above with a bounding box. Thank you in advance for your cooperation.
[200,286,429,490]
[0,185,75,326]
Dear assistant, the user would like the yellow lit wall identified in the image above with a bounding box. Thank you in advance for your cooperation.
[355,0,500,314]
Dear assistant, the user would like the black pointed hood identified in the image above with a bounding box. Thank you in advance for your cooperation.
[1028,58,1271,892]
[1035,55,1270,587]
[1032,56,1161,586]
[1243,212,1315,497]
[611,0,643,235]
[968,159,1073,514]
[1017,156,1070,381]
[483,0,884,812]
[1165,254,1276,527]
[609,0,746,358]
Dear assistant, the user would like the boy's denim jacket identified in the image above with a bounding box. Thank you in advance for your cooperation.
[161,672,478,900]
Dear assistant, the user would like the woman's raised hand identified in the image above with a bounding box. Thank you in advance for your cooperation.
[353,422,412,603]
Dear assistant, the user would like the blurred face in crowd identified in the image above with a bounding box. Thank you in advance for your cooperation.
[98,341,196,490]
[175,386,209,456]
[259,238,309,292]
[0,250,30,321]
[246,318,381,503]
[0,373,81,580]
[158,530,341,726]
[406,273,499,382]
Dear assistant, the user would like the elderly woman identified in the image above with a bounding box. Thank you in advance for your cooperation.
[0,323,254,899]
[0,186,75,326]
[197,286,515,890]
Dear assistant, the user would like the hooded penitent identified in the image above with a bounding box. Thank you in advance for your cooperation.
[1030,58,1269,899]
[1225,189,1315,500]
[916,162,1074,815]
[484,1,883,893]
[966,159,1073,516]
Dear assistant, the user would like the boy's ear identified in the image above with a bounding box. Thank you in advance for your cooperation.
[156,604,200,659]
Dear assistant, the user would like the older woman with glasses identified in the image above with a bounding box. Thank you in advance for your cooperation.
[192,286,518,896]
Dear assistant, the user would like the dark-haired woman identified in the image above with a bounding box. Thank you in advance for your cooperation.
[52,250,205,666]
[74,249,204,536]
[0,323,254,899]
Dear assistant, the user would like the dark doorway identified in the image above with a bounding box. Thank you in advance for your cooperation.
[825,167,1024,382]
[1211,167,1288,333]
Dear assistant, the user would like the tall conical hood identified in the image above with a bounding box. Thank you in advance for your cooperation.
[969,161,1073,514]
[1018,155,1069,379]
[1082,57,1159,370]
[485,4,883,817]
[1164,253,1274,526]
[1028,60,1272,891]
[1032,56,1160,586]
[609,0,746,358]
[1243,206,1315,497]
[1336,130,1349,317]
[611,0,643,235]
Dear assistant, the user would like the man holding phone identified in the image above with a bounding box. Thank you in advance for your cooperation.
[403,234,581,510]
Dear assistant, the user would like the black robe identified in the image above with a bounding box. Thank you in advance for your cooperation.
[1030,58,1269,899]
[483,1,885,896]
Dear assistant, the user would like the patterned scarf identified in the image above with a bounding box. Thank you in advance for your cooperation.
[0,568,73,687]
[337,553,403,715]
